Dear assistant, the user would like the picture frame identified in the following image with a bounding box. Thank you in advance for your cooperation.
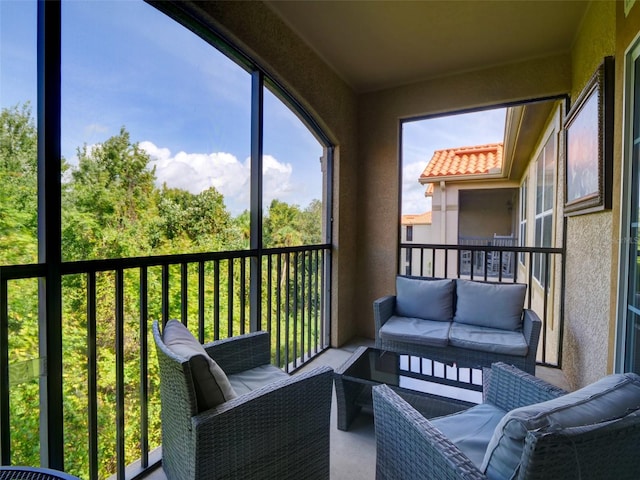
[563,56,614,216]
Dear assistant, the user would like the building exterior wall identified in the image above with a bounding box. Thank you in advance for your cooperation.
[401,223,433,276]
[516,102,564,367]
[562,0,616,388]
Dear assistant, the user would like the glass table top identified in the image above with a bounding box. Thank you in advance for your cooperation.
[342,347,483,404]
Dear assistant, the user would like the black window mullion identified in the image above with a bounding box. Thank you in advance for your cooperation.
[250,70,263,333]
[38,0,64,470]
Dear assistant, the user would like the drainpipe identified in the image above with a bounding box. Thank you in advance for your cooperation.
[440,181,446,243]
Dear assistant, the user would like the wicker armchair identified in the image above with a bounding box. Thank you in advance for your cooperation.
[152,321,333,480]
[373,362,640,480]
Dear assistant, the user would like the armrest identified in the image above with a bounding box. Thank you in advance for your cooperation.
[522,309,542,348]
[483,362,567,412]
[203,331,271,375]
[373,295,396,334]
[191,366,334,476]
[372,384,486,480]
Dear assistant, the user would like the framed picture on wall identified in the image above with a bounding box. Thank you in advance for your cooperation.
[564,56,614,216]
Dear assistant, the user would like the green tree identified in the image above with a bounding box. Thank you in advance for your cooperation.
[264,199,303,248]
[0,103,38,265]
[62,127,158,260]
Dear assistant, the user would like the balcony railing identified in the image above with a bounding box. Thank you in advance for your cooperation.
[400,242,565,369]
[0,245,331,479]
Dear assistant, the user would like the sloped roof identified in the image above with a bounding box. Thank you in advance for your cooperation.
[419,143,503,182]
[401,211,432,225]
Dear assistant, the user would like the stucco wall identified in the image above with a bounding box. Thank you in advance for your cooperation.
[562,0,616,388]
[185,1,359,346]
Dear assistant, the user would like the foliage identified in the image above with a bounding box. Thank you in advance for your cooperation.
[0,104,323,479]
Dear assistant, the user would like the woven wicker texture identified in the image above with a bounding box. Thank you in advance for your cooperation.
[372,362,568,480]
[152,321,333,480]
[0,467,80,480]
[374,295,541,374]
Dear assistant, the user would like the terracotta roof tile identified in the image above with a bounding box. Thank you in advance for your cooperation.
[419,143,503,180]
[401,211,432,225]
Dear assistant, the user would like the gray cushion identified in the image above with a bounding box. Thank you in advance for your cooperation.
[454,280,526,331]
[228,364,290,396]
[449,322,528,356]
[395,276,455,321]
[378,315,451,347]
[481,372,640,480]
[432,403,507,469]
[163,320,237,411]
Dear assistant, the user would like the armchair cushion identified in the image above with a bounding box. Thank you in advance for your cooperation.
[449,322,528,356]
[163,320,237,411]
[396,276,454,321]
[378,315,451,347]
[431,403,507,469]
[227,364,290,396]
[481,372,640,480]
[454,279,526,331]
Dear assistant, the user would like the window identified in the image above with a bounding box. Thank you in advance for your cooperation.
[61,1,254,260]
[406,225,413,242]
[519,178,527,265]
[263,87,325,248]
[533,134,556,287]
[619,37,640,374]
[2,1,333,477]
[0,0,38,266]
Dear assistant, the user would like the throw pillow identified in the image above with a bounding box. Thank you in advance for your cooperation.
[454,279,526,331]
[481,372,640,480]
[395,276,455,321]
[163,319,237,411]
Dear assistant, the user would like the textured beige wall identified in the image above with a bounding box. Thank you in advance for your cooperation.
[186,1,360,346]
[562,0,616,388]
[356,56,572,339]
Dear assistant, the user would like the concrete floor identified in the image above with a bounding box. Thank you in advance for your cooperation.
[144,339,570,480]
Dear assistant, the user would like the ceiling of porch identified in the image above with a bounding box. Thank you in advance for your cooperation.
[265,0,590,93]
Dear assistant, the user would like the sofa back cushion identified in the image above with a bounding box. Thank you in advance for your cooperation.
[395,276,454,321]
[454,279,526,331]
[481,372,640,480]
[163,319,237,412]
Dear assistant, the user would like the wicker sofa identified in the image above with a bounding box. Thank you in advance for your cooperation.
[373,362,640,480]
[374,276,541,374]
[152,320,333,480]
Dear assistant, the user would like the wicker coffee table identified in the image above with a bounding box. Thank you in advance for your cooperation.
[334,346,483,431]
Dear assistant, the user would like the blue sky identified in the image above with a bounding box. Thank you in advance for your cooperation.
[1,1,504,218]
[1,0,322,216]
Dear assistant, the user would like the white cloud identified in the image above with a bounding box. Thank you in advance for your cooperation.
[402,160,431,215]
[140,141,295,216]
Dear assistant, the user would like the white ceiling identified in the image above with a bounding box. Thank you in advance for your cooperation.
[265,0,590,93]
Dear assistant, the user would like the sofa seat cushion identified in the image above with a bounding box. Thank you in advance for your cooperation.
[454,280,527,331]
[481,372,640,480]
[227,364,290,396]
[449,322,528,356]
[378,315,451,347]
[431,403,507,469]
[163,320,237,411]
[395,276,455,321]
